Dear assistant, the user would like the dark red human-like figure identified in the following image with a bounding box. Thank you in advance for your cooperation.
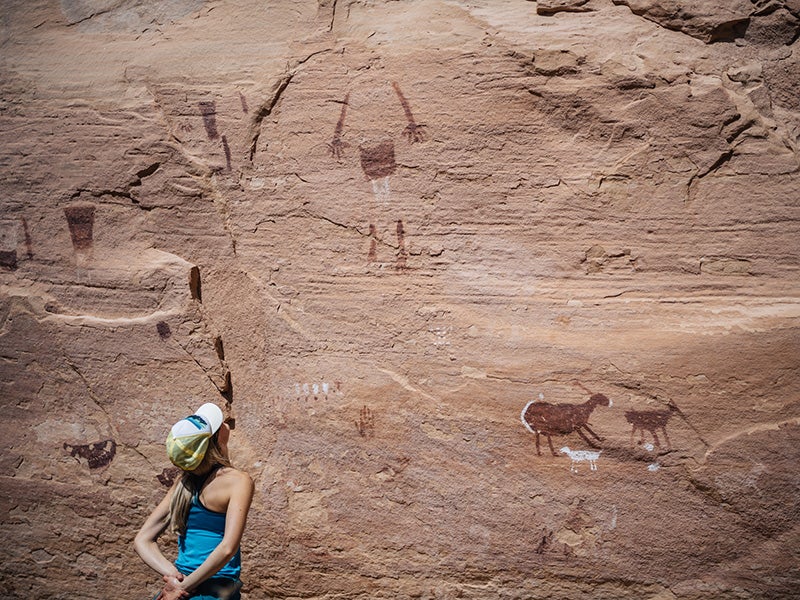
[328,83,426,269]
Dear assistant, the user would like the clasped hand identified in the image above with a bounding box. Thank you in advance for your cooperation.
[158,573,189,600]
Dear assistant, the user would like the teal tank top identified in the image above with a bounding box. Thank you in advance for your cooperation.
[175,494,241,580]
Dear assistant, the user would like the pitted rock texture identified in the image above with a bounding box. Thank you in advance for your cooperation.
[1,1,799,599]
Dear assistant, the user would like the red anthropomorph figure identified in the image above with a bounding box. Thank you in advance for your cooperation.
[328,81,426,269]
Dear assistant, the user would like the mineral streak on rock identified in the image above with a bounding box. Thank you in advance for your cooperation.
[1,1,799,599]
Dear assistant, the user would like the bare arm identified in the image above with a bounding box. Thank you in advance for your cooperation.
[134,482,183,579]
[178,471,255,592]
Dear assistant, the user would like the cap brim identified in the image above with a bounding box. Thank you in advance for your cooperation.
[194,402,224,434]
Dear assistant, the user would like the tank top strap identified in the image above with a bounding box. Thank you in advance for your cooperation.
[190,464,223,502]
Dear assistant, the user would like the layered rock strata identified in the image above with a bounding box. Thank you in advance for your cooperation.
[1,1,798,598]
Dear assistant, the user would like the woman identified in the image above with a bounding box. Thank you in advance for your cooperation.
[135,403,254,600]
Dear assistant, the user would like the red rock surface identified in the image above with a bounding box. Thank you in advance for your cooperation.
[1,1,798,598]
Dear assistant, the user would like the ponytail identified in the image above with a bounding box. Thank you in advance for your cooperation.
[168,433,232,535]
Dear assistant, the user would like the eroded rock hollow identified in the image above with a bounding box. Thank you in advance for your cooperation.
[1,0,799,598]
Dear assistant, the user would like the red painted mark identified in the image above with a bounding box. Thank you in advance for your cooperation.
[392,82,415,123]
[522,393,611,456]
[156,321,171,340]
[327,93,350,159]
[64,205,95,250]
[356,405,375,438]
[157,467,181,487]
[625,405,678,449]
[21,217,33,259]
[392,82,426,143]
[199,101,219,140]
[222,135,232,171]
[64,439,117,469]
[396,219,408,270]
[360,141,396,179]
[189,266,202,302]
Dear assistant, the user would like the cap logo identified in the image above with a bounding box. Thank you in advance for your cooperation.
[185,414,208,430]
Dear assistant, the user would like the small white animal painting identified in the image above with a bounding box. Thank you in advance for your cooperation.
[560,446,601,473]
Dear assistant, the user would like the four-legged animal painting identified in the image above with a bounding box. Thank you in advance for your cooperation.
[520,392,612,456]
[520,389,682,472]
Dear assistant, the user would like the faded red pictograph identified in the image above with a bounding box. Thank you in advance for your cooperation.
[0,221,18,269]
[64,205,95,250]
[625,404,681,450]
[327,92,350,160]
[222,135,232,171]
[327,82,426,266]
[156,320,172,340]
[396,220,408,270]
[21,217,34,259]
[64,439,117,469]
[356,405,375,438]
[367,224,378,261]
[199,100,220,140]
[392,81,427,143]
[359,140,396,180]
[157,466,181,487]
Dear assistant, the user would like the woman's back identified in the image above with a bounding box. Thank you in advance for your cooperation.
[176,469,243,581]
[135,403,254,600]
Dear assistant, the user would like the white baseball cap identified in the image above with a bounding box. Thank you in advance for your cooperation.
[165,403,224,470]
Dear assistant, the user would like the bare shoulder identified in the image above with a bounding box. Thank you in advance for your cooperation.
[219,467,254,490]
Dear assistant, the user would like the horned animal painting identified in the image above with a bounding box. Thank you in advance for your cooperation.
[521,392,612,456]
[625,404,680,450]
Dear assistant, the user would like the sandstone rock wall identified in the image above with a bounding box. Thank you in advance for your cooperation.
[1,1,798,598]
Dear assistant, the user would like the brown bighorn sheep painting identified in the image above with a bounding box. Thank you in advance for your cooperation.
[520,392,612,456]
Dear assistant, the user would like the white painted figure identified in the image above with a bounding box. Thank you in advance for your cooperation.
[293,381,336,401]
[560,446,601,473]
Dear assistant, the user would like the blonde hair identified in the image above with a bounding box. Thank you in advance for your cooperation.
[168,433,232,535]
